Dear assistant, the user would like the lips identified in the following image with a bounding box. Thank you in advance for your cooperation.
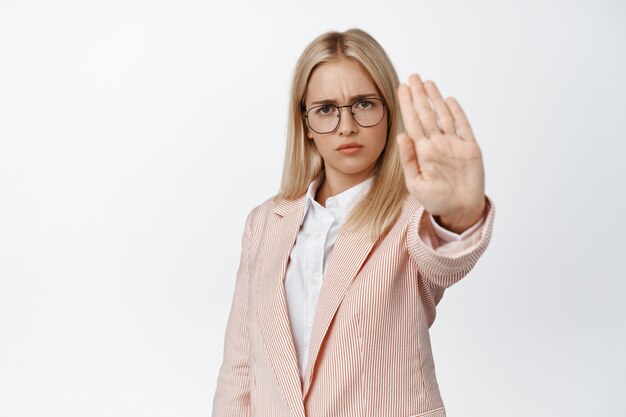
[336,143,363,150]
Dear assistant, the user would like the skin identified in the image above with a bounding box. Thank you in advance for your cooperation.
[396,74,486,233]
[304,58,486,233]
[304,58,388,207]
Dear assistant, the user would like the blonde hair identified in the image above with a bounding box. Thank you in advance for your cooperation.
[275,28,408,243]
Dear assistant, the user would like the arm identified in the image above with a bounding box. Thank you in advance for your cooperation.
[407,195,495,289]
[211,207,256,417]
[396,74,495,289]
[425,193,488,252]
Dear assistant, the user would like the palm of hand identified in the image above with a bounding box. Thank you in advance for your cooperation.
[407,130,484,216]
[397,74,486,222]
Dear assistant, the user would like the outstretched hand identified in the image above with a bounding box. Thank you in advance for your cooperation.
[396,73,487,234]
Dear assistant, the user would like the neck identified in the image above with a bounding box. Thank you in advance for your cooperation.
[315,165,375,207]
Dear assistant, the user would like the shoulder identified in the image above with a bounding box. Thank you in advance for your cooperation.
[402,192,424,220]
[243,193,284,231]
[254,194,282,217]
[404,192,422,210]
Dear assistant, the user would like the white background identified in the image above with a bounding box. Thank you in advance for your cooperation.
[1,0,624,416]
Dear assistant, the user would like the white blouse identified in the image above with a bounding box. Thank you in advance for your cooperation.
[283,171,486,382]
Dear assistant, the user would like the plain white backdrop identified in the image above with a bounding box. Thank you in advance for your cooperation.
[1,0,624,416]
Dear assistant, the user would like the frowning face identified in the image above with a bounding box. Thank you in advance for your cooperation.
[303,58,388,184]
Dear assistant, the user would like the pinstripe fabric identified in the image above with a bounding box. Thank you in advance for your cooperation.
[212,192,495,417]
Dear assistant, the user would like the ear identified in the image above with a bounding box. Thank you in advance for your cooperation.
[302,113,313,139]
[303,120,314,140]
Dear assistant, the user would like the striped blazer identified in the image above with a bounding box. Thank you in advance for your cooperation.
[212,191,496,417]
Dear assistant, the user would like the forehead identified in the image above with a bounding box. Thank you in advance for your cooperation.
[306,58,379,105]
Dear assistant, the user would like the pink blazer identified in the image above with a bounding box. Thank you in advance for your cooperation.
[212,192,496,417]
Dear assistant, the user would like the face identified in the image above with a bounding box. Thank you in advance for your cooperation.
[303,58,388,183]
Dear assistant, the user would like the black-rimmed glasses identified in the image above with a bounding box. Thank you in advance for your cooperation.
[304,97,386,134]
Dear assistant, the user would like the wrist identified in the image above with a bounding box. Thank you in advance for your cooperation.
[434,196,487,234]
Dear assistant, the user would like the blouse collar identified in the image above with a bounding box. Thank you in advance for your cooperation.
[303,170,375,221]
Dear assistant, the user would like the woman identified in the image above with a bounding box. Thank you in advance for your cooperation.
[212,28,495,417]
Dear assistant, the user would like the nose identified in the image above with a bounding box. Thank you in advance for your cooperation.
[336,106,358,135]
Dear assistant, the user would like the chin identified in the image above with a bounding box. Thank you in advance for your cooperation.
[334,161,377,175]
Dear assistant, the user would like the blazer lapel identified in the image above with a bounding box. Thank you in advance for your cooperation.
[256,195,307,417]
[256,191,382,408]
[302,213,376,399]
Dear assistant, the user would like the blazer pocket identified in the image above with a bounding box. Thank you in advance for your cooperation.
[408,406,445,417]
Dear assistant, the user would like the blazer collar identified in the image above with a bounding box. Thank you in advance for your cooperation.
[272,193,307,217]
[272,170,375,219]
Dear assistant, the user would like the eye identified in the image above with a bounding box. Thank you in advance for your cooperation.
[315,105,333,115]
[356,99,374,109]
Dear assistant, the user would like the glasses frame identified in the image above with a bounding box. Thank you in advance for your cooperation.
[303,97,387,134]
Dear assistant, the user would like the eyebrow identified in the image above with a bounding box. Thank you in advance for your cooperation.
[310,93,379,106]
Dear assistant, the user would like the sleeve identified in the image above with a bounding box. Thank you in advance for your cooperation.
[407,195,495,289]
[428,210,486,244]
[211,206,257,417]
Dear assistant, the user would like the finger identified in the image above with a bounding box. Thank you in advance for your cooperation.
[423,81,455,135]
[396,132,422,181]
[397,83,427,141]
[445,96,476,142]
[408,74,441,137]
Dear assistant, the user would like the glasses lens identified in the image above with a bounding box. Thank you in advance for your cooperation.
[352,98,384,127]
[307,105,339,134]
[306,98,385,133]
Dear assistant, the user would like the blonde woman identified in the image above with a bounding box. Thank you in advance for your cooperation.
[212,28,495,417]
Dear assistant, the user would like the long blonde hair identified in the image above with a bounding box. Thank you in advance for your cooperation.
[276,28,408,243]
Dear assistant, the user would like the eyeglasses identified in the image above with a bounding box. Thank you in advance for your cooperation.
[304,97,386,134]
